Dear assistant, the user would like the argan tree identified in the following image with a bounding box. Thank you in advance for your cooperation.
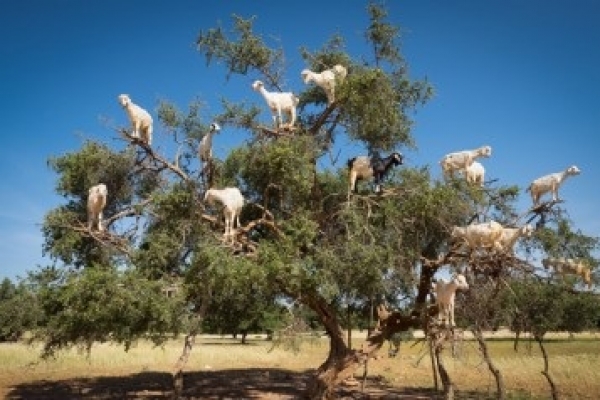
[31,3,598,400]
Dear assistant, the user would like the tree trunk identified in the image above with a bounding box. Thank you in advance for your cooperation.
[171,287,210,399]
[172,323,199,399]
[434,343,454,400]
[415,243,440,307]
[513,329,520,352]
[472,326,505,399]
[305,295,356,399]
[346,303,352,349]
[429,338,439,391]
[304,298,422,399]
[536,335,559,400]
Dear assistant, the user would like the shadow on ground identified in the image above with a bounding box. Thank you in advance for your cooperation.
[6,368,490,399]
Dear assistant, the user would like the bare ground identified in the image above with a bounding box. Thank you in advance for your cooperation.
[6,332,596,399]
[5,368,455,399]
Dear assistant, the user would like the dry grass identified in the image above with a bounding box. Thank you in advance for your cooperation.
[1,331,599,399]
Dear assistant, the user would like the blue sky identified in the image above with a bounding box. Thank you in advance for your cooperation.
[1,0,598,280]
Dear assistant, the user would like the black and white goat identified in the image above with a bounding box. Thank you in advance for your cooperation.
[347,152,403,197]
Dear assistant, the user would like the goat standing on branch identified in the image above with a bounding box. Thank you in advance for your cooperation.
[198,122,220,185]
[465,161,486,186]
[204,187,245,241]
[431,273,469,327]
[118,94,153,146]
[347,152,403,197]
[87,183,108,232]
[451,220,504,253]
[527,165,581,206]
[440,145,492,180]
[543,257,593,289]
[251,80,299,130]
[198,122,221,164]
[498,224,534,254]
[300,64,347,105]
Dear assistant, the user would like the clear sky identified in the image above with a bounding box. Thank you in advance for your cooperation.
[1,1,598,280]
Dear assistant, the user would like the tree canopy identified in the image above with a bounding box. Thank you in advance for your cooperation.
[26,2,598,399]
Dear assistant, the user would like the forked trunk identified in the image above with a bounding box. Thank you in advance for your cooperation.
[305,297,422,399]
[307,331,355,399]
[305,296,356,399]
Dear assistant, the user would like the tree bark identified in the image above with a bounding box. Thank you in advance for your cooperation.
[472,326,505,399]
[304,298,423,399]
[304,295,356,399]
[434,343,454,400]
[172,330,197,399]
[536,335,559,400]
[429,338,439,391]
[171,287,211,399]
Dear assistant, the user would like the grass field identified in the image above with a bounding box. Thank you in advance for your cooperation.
[1,331,599,399]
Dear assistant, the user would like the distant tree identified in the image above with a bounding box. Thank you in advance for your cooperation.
[29,266,187,356]
[560,291,600,334]
[200,262,288,343]
[0,278,40,342]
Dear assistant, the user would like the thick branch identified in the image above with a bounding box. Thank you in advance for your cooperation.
[257,125,296,138]
[104,198,153,226]
[119,128,191,182]
[308,102,339,136]
[70,223,134,258]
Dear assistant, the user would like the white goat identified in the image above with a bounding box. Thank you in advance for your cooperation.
[498,224,534,253]
[465,161,485,186]
[204,187,245,239]
[87,183,108,232]
[431,273,469,327]
[118,94,153,145]
[198,122,221,164]
[301,64,347,105]
[542,257,592,288]
[527,165,581,206]
[251,80,299,130]
[451,220,504,252]
[440,145,492,180]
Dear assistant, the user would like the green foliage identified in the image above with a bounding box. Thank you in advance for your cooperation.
[36,2,600,369]
[342,67,415,151]
[197,15,283,83]
[221,136,316,209]
[509,281,568,338]
[0,278,41,342]
[560,292,600,333]
[47,141,135,202]
[536,218,599,259]
[366,2,402,66]
[29,266,187,358]
[217,99,262,130]
[43,142,138,267]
